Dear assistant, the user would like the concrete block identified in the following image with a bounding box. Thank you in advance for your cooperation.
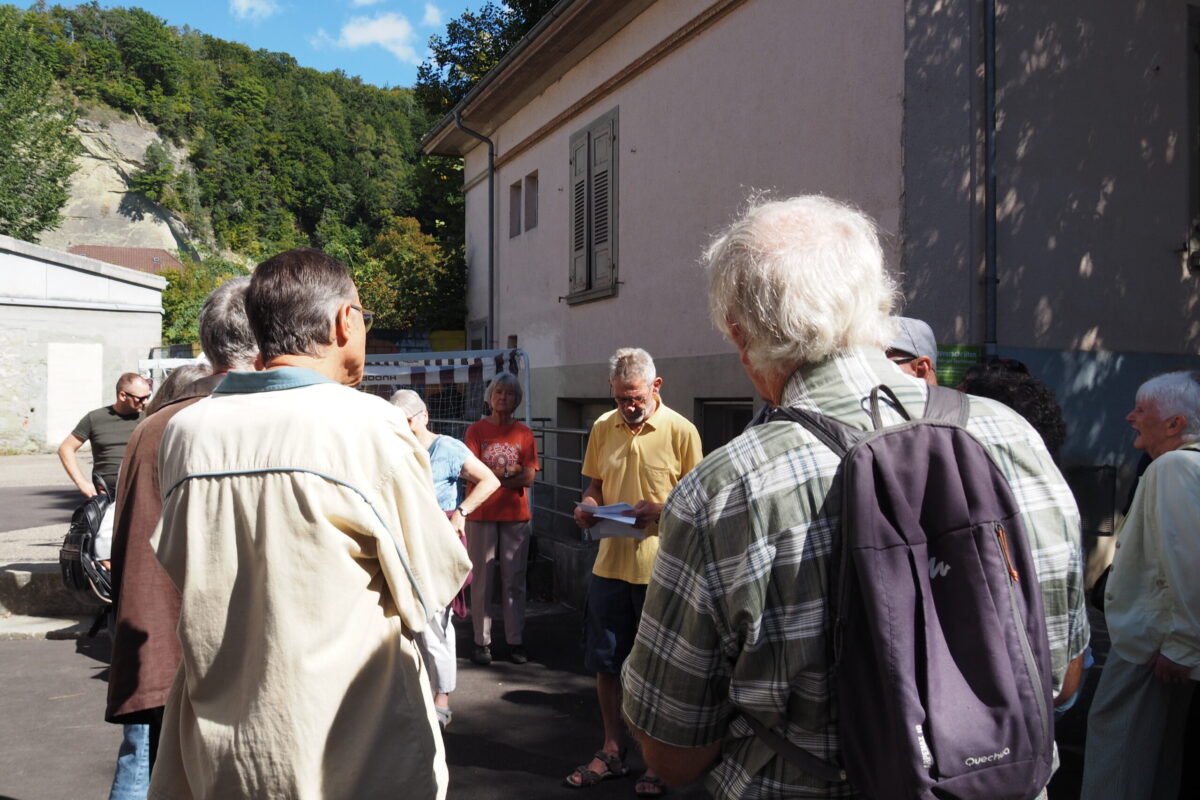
[0,564,103,617]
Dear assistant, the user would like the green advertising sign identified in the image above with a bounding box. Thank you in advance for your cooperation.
[936,345,984,388]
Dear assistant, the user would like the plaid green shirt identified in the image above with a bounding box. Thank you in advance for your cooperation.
[621,349,1088,799]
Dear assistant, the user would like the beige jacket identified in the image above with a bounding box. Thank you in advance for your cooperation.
[150,368,471,799]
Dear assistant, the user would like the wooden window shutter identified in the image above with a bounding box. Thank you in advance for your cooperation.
[589,113,617,289]
[569,129,590,293]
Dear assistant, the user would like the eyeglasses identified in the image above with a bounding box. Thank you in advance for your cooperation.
[350,304,375,332]
[122,391,151,403]
[885,350,917,365]
[614,392,651,406]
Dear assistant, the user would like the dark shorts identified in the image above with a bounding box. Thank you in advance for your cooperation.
[582,575,647,674]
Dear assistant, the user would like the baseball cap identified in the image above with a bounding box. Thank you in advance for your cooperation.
[887,317,938,370]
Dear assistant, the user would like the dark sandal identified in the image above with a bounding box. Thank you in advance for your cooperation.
[563,750,628,788]
[634,773,667,798]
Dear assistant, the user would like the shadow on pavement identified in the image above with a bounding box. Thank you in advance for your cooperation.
[444,603,710,799]
[0,486,80,533]
[75,629,112,687]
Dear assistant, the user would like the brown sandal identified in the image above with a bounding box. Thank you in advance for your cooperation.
[563,750,628,788]
[635,773,667,797]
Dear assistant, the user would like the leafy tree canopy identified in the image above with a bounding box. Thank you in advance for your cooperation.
[159,252,250,345]
[0,6,79,240]
[10,1,481,341]
[415,0,558,118]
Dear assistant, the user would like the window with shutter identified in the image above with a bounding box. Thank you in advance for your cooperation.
[566,108,618,304]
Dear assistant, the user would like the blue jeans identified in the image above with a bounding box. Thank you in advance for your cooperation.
[108,722,150,800]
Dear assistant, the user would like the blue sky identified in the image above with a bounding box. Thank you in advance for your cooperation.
[96,1,489,89]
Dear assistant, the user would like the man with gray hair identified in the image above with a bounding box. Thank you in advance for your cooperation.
[1082,371,1200,798]
[621,196,1087,797]
[564,348,701,795]
[150,248,470,799]
[103,277,255,798]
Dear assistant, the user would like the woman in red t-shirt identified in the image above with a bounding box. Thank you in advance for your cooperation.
[464,372,538,666]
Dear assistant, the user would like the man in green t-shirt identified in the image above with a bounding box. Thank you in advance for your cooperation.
[57,372,150,496]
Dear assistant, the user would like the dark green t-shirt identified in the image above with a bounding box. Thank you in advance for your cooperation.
[71,406,141,490]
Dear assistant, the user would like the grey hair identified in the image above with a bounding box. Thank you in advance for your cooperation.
[145,364,213,417]
[1137,371,1200,443]
[245,248,355,363]
[486,371,523,409]
[608,348,656,385]
[704,195,899,375]
[199,276,257,371]
[389,389,426,418]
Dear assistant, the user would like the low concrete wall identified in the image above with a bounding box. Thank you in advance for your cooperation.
[0,565,103,617]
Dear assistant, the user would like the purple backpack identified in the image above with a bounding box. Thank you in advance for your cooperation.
[748,385,1054,800]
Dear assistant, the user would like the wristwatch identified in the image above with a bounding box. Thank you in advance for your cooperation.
[456,505,469,517]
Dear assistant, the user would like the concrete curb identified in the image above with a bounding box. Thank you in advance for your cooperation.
[0,614,98,640]
[0,563,104,617]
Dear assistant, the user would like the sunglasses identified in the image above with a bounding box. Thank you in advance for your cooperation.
[350,304,375,332]
[123,391,151,403]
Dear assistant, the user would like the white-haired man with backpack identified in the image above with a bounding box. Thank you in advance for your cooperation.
[620,196,1088,799]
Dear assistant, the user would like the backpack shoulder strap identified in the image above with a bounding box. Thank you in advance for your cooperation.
[764,406,863,457]
[741,713,847,783]
[922,385,970,426]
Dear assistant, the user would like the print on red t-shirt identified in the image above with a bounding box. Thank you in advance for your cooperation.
[465,419,539,521]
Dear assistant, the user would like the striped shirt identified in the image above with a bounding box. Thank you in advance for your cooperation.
[621,349,1088,799]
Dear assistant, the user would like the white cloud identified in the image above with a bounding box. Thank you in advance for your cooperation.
[327,13,422,65]
[422,3,442,26]
[351,0,387,6]
[230,0,279,21]
[309,28,335,50]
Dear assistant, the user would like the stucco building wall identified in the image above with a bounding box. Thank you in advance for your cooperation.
[462,0,907,424]
[434,0,1200,596]
[901,0,1200,475]
[0,236,164,453]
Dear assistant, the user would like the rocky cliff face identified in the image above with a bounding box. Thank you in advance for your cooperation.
[37,111,194,256]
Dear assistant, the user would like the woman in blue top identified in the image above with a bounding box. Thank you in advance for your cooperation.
[391,390,500,728]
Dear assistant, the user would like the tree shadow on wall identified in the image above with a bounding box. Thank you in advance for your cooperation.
[902,0,1200,472]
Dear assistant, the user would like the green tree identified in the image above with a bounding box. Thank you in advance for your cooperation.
[369,215,463,331]
[160,253,250,344]
[415,0,557,117]
[129,139,176,205]
[0,8,79,240]
[118,8,183,96]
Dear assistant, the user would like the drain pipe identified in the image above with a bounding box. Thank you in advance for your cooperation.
[983,0,998,358]
[455,111,496,348]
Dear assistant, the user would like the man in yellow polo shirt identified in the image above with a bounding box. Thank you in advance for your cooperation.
[564,348,702,796]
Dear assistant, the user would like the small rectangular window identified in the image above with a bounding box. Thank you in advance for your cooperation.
[509,180,522,238]
[524,172,539,231]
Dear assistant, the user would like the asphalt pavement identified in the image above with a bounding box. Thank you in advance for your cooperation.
[0,603,710,800]
[0,454,707,798]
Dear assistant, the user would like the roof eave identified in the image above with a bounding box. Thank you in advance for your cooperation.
[421,0,656,156]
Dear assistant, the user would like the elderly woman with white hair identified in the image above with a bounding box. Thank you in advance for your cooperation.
[390,389,500,728]
[463,372,539,666]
